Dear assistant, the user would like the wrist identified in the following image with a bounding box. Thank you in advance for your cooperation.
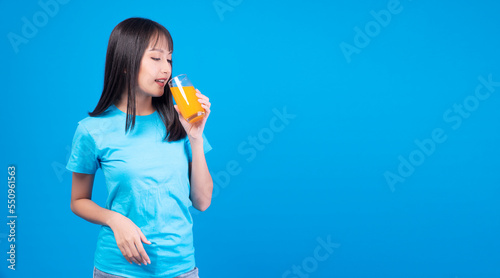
[105,211,121,228]
[188,135,204,145]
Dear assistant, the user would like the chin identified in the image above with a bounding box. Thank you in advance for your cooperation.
[150,90,164,97]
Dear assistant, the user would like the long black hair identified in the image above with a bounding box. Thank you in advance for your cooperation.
[89,17,186,142]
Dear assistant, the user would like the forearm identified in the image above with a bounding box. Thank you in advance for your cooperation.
[189,137,213,211]
[71,198,120,227]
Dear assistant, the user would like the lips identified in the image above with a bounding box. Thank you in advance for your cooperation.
[155,78,167,87]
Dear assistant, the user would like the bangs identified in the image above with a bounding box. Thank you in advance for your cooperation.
[150,28,173,53]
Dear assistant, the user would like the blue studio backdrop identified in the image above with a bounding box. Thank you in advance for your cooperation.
[1,0,500,277]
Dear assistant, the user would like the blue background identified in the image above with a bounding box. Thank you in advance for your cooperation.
[2,0,500,277]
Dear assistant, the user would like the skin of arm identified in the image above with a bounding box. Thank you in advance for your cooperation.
[70,172,120,226]
[188,136,213,212]
[70,172,152,265]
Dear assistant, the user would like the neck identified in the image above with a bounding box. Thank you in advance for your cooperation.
[115,92,155,116]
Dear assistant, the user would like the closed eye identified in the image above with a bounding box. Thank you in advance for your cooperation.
[151,57,161,61]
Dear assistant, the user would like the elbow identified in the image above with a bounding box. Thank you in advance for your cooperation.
[195,200,211,212]
[192,181,213,212]
[70,200,76,214]
[70,199,81,214]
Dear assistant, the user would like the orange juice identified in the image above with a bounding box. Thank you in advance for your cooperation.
[170,86,205,123]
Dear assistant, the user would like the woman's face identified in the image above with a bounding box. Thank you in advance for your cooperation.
[136,36,172,97]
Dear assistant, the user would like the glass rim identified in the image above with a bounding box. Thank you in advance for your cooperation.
[168,74,188,87]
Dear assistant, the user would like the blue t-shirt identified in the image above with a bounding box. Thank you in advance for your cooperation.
[66,104,212,278]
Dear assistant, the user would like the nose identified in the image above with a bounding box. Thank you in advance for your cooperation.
[161,60,171,74]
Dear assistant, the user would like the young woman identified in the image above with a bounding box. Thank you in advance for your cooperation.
[66,17,213,278]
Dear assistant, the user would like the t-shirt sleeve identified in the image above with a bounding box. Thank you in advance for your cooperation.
[66,123,100,174]
[185,132,213,163]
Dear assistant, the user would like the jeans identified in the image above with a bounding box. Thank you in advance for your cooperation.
[93,266,199,278]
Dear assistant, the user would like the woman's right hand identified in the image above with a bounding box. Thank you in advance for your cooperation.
[107,213,151,266]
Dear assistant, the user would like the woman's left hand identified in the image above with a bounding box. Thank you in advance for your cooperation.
[174,88,211,140]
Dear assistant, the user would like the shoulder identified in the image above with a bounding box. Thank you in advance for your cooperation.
[77,116,107,133]
[77,107,120,132]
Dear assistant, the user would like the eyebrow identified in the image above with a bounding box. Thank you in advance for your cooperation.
[148,48,172,54]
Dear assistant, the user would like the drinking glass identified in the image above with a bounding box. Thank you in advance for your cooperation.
[168,74,205,123]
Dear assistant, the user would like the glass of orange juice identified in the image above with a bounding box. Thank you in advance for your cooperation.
[168,74,205,123]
